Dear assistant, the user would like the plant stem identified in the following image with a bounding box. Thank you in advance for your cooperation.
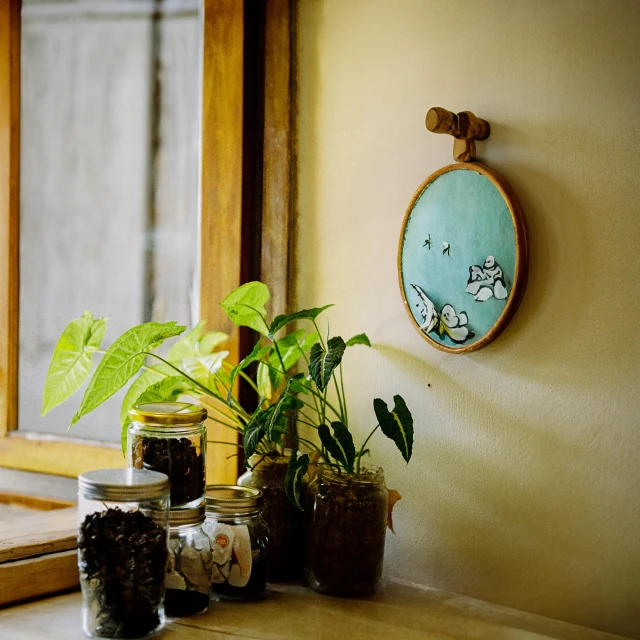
[355,424,379,475]
[207,439,243,448]
[339,363,348,427]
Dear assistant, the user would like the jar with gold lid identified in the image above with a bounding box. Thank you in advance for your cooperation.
[127,402,207,508]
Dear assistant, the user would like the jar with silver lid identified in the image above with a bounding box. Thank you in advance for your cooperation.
[77,468,169,639]
[204,485,269,600]
[127,402,207,508]
[165,505,212,617]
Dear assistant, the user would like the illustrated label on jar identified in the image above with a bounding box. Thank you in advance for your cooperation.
[210,523,252,587]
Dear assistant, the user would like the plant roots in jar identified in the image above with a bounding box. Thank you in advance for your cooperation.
[133,436,204,507]
[78,508,167,638]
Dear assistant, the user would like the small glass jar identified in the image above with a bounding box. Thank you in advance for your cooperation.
[238,454,305,582]
[165,505,212,617]
[204,485,269,600]
[127,402,207,508]
[77,468,169,639]
[305,467,388,597]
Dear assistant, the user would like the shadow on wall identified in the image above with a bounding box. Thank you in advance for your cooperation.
[376,341,638,636]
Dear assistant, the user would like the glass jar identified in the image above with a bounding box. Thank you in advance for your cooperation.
[165,505,212,617]
[204,485,269,600]
[238,454,305,582]
[305,467,388,597]
[77,468,169,639]
[127,402,207,508]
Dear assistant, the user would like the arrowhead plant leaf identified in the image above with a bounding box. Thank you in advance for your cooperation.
[120,376,195,453]
[220,281,270,336]
[227,342,271,404]
[268,305,333,337]
[71,321,186,428]
[308,336,346,392]
[42,311,107,416]
[268,330,318,390]
[285,448,309,510]
[373,395,414,463]
[345,333,371,347]
[318,421,355,473]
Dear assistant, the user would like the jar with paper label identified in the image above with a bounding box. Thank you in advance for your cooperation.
[204,485,269,600]
[165,505,212,617]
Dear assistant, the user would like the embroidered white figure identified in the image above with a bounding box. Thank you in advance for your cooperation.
[465,255,508,301]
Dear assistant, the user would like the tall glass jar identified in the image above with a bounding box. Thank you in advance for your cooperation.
[305,467,388,597]
[77,469,169,638]
[165,505,212,617]
[127,402,207,508]
[238,454,305,582]
[204,485,269,601]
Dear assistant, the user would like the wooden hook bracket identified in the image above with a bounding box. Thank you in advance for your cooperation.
[425,107,490,162]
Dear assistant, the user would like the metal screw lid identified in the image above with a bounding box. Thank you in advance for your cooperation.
[128,401,207,426]
[78,468,169,501]
[169,504,206,526]
[205,485,264,516]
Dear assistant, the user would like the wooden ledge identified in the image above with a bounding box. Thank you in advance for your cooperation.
[0,580,630,640]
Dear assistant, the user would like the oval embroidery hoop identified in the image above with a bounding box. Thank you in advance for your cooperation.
[398,111,528,354]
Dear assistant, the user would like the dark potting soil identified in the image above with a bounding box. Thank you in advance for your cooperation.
[305,477,388,597]
[164,589,209,617]
[78,508,167,638]
[134,436,205,506]
[211,557,267,600]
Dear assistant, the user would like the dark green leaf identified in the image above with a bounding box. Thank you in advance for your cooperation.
[220,281,270,336]
[268,330,318,390]
[227,342,271,404]
[346,333,371,347]
[42,311,107,416]
[71,321,186,428]
[120,376,195,453]
[308,336,346,392]
[243,406,271,459]
[285,449,309,510]
[318,421,355,473]
[269,305,333,337]
[373,395,414,463]
[289,373,311,395]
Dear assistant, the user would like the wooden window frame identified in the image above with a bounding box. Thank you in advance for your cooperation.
[0,0,295,484]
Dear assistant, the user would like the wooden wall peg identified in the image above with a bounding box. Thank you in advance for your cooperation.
[425,107,490,162]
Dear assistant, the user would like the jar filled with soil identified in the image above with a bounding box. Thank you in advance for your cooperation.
[204,485,269,600]
[305,467,388,597]
[77,468,169,638]
[128,402,207,508]
[238,454,305,582]
[165,505,212,617]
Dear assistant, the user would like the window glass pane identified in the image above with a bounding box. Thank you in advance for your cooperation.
[18,0,202,442]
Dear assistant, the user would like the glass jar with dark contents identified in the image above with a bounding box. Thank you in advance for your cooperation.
[77,469,169,639]
[204,486,269,600]
[127,402,207,508]
[165,505,212,617]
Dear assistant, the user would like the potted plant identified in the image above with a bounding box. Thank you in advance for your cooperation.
[41,282,323,583]
[218,284,414,597]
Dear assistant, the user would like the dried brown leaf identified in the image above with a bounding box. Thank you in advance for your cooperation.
[387,488,402,533]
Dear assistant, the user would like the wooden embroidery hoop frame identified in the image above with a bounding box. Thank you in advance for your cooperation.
[397,108,528,354]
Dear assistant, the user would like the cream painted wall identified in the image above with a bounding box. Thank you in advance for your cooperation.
[296,1,640,637]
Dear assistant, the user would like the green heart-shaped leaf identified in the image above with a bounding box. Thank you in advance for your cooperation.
[346,333,371,347]
[285,448,309,510]
[220,281,270,336]
[269,305,333,337]
[318,421,355,473]
[42,311,107,416]
[308,336,346,392]
[373,395,414,463]
[71,321,186,428]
